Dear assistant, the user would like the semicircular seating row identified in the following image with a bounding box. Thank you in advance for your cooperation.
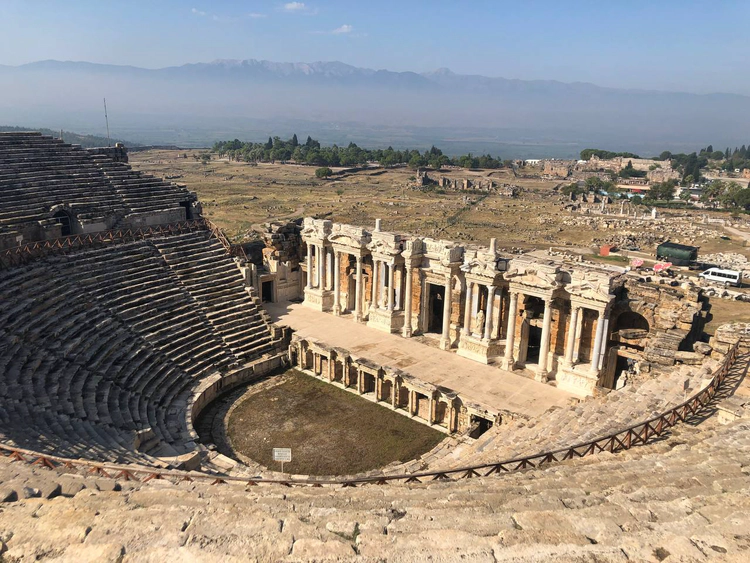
[0,132,192,235]
[0,230,280,466]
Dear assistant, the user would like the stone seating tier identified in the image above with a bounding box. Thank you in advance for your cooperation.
[0,231,280,465]
[0,132,192,233]
[0,406,748,561]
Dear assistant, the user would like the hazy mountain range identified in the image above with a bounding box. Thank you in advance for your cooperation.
[1,59,748,158]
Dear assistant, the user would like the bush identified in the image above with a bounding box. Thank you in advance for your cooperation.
[315,167,333,178]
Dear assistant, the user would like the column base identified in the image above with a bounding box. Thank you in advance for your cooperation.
[333,305,342,316]
[354,311,364,323]
[367,307,404,334]
[402,325,413,338]
[501,357,516,371]
[535,369,549,383]
[439,337,451,351]
[556,364,599,397]
[303,287,334,312]
[457,333,501,364]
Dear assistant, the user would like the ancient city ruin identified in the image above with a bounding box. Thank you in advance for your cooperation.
[1,132,749,561]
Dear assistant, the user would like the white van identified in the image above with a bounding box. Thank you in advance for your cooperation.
[699,268,741,287]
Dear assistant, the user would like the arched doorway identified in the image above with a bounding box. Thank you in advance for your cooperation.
[52,210,72,237]
[614,311,649,333]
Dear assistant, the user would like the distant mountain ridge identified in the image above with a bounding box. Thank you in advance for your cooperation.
[10,58,747,99]
[2,58,749,157]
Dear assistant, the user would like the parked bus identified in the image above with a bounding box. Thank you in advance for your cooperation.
[698,268,741,287]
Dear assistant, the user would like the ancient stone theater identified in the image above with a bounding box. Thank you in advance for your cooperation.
[0,132,748,561]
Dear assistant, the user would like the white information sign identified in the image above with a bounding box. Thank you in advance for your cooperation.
[272,448,292,462]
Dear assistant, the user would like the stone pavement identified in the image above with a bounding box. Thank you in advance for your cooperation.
[265,302,575,418]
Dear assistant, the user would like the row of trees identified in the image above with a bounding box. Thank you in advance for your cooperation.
[566,176,750,210]
[212,135,508,170]
[697,180,750,209]
[579,148,640,160]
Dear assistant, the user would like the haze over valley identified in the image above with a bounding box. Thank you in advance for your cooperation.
[2,58,749,157]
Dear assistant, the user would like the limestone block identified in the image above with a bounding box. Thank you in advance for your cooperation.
[56,543,125,563]
[291,538,355,559]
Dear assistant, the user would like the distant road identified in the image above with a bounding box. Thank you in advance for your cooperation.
[723,225,750,245]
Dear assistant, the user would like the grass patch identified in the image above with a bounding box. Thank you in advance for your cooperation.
[703,297,750,336]
[227,370,444,475]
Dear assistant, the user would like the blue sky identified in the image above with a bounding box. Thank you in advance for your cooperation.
[0,1,748,94]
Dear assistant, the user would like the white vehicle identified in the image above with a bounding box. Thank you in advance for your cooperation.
[699,268,741,287]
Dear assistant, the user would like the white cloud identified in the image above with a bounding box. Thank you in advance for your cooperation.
[192,8,266,23]
[284,2,306,11]
[332,24,352,34]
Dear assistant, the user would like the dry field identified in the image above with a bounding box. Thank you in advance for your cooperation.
[226,370,443,475]
[127,150,615,249]
[130,149,750,258]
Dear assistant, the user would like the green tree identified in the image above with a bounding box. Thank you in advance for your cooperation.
[648,179,677,201]
[315,166,333,178]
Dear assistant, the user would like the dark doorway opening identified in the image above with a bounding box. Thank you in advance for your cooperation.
[261,281,274,303]
[526,325,542,363]
[615,311,649,332]
[179,201,193,220]
[605,354,631,390]
[427,284,445,334]
[469,415,493,439]
[53,210,72,237]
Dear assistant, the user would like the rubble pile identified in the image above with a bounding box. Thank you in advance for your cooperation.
[561,214,721,250]
[699,252,750,278]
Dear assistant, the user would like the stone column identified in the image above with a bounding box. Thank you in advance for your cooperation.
[370,258,379,310]
[328,354,335,382]
[439,275,453,350]
[333,250,342,315]
[306,243,313,289]
[597,316,610,370]
[471,284,480,335]
[428,397,435,424]
[589,309,606,375]
[318,244,325,289]
[387,262,395,310]
[573,307,585,363]
[379,262,387,308]
[355,255,364,322]
[403,264,414,337]
[537,298,553,381]
[502,291,519,371]
[462,281,474,336]
[563,305,580,367]
[326,248,333,291]
[483,285,496,341]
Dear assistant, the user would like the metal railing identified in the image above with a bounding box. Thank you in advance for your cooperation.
[0,341,741,488]
[204,218,248,261]
[0,220,209,268]
[0,217,249,268]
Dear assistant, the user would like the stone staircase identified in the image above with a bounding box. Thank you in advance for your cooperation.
[431,358,725,472]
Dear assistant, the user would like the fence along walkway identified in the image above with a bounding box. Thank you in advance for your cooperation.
[0,340,741,488]
[0,217,247,268]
